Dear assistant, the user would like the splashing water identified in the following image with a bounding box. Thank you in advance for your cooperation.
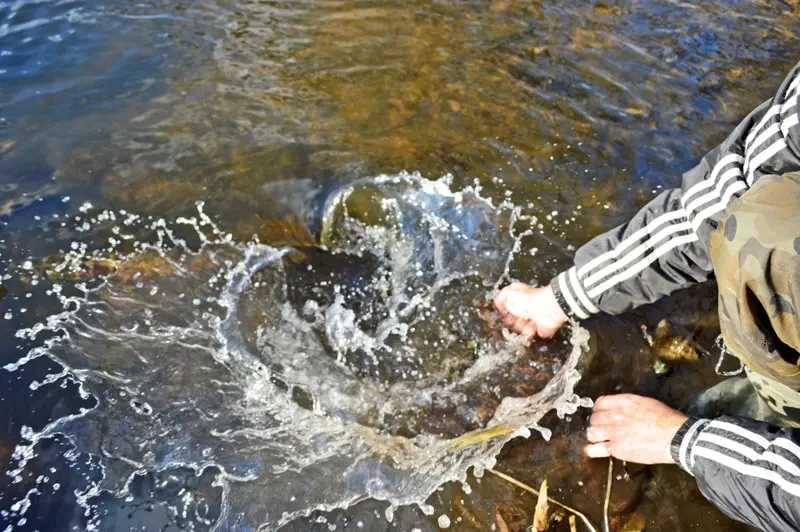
[3,172,591,530]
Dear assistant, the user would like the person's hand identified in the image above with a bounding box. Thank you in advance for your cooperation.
[585,394,688,464]
[493,283,568,339]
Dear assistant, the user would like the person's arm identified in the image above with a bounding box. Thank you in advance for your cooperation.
[552,62,800,319]
[673,416,800,531]
[585,395,800,531]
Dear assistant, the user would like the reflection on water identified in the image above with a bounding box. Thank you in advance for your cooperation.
[1,0,800,530]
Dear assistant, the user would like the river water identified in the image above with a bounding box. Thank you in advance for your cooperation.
[1,0,799,531]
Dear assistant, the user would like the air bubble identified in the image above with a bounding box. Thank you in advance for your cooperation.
[130,399,153,416]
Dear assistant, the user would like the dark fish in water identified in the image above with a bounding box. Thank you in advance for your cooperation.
[0,182,62,218]
[258,216,318,248]
[447,424,516,449]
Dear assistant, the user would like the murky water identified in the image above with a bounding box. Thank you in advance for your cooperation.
[2,0,800,530]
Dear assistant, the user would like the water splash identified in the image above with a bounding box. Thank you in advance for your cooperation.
[3,172,591,530]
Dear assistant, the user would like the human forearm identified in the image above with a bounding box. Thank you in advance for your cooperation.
[672,415,800,531]
[553,89,796,318]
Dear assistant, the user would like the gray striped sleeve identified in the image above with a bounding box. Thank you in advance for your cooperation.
[550,61,800,317]
[676,416,800,531]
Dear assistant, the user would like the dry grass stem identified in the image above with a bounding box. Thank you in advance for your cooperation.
[570,515,578,532]
[531,480,549,531]
[603,459,613,532]
[487,468,599,532]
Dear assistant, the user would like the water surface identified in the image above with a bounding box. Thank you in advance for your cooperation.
[1,0,799,530]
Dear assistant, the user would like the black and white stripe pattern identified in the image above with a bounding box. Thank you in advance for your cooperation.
[555,67,800,319]
[743,73,800,185]
[676,417,711,475]
[680,419,800,499]
[556,266,599,319]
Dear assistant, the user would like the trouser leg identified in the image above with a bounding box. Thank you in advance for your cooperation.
[688,370,800,428]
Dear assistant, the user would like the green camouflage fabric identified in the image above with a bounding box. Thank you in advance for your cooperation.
[711,172,800,421]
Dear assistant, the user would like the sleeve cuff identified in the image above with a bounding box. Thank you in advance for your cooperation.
[550,267,600,320]
[670,416,711,475]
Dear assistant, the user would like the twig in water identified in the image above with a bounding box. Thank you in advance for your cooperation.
[487,468,599,532]
[531,480,549,532]
[603,459,613,532]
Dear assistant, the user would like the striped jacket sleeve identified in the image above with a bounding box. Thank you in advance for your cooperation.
[551,62,800,318]
[671,416,800,531]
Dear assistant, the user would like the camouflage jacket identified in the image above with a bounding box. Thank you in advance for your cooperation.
[551,62,800,531]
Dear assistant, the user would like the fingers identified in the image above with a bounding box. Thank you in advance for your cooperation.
[590,394,642,425]
[586,425,611,443]
[503,289,534,320]
[500,311,517,328]
[492,283,540,338]
[493,282,528,315]
[593,394,637,412]
[584,442,612,458]
[537,324,558,339]
[498,312,537,338]
[509,317,536,338]
[589,410,619,427]
[521,321,537,338]
[493,291,509,317]
[512,317,529,334]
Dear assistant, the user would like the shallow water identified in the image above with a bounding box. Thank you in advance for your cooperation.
[1,0,800,530]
